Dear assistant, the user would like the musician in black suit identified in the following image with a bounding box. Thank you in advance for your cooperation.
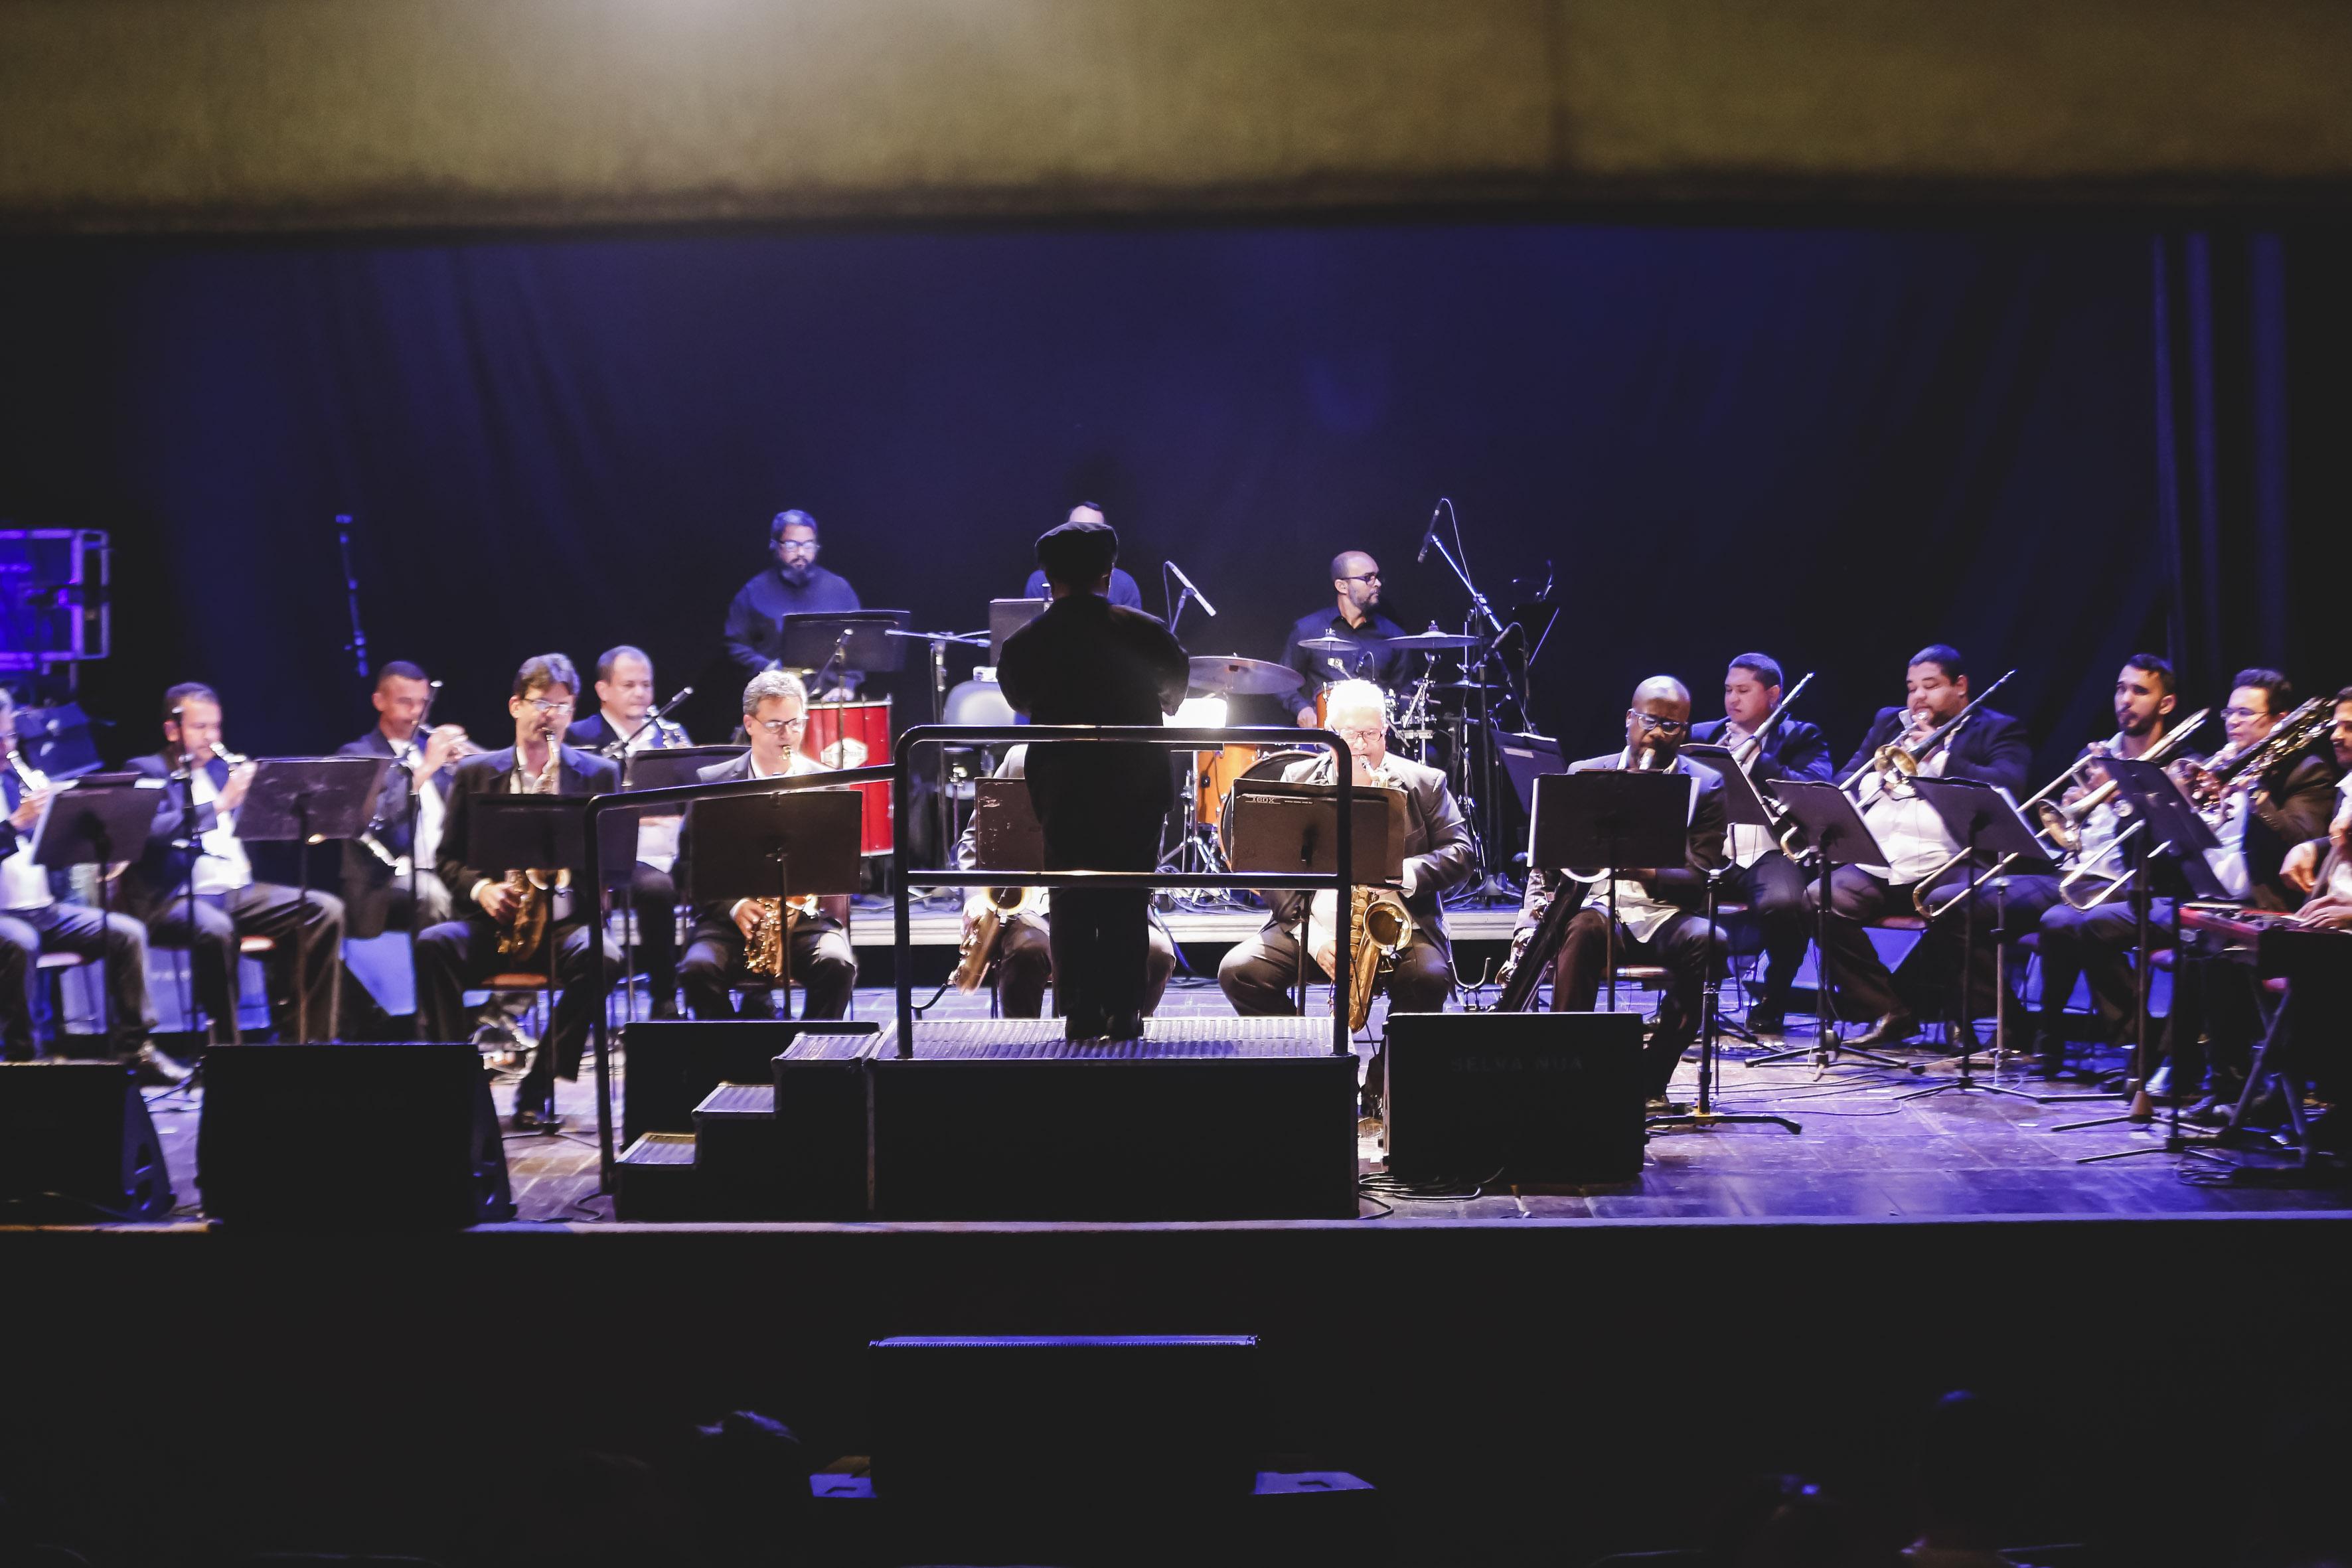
[337,661,477,939]
[566,645,690,1016]
[1279,551,1409,724]
[119,683,345,1045]
[1517,676,1729,1105]
[675,670,857,1021]
[1688,653,1832,1032]
[997,516,1191,1040]
[1219,680,1475,1074]
[416,654,622,1131]
[953,745,1176,1019]
[1807,645,2033,1048]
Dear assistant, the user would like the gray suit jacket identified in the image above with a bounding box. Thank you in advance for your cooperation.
[1261,750,1474,941]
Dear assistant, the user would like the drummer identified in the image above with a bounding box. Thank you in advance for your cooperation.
[1280,550,1411,726]
[1024,503,1145,609]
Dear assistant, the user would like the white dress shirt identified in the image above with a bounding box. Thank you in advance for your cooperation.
[1719,722,1776,870]
[1856,747,1955,886]
[189,761,254,896]
[1577,749,1699,944]
[2,765,52,912]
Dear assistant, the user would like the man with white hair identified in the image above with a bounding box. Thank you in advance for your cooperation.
[1219,680,1473,1100]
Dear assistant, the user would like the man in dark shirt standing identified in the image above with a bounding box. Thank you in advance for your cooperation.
[722,509,864,683]
[996,517,1190,1040]
[1280,550,1408,724]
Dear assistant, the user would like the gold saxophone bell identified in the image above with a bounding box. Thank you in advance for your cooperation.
[952,887,1044,994]
[1346,885,1414,1032]
[745,898,787,979]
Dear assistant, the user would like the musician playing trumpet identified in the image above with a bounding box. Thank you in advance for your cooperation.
[676,670,858,1022]
[1807,645,2031,1050]
[418,655,621,1131]
[337,661,479,938]
[1516,676,1729,1109]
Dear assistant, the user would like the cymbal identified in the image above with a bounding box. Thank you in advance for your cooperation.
[1187,656,1306,697]
[1422,679,1503,691]
[1383,631,1482,651]
[1298,635,1373,655]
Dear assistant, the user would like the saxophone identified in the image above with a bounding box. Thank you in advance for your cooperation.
[952,886,1046,993]
[1494,868,1579,1012]
[1346,884,1415,1032]
[744,893,823,979]
[497,736,568,959]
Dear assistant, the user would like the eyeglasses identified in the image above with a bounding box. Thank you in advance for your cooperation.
[1340,572,1381,584]
[775,538,820,556]
[524,698,575,714]
[1628,710,1689,735]
[750,716,809,736]
[2221,706,2268,722]
[1333,725,1385,743]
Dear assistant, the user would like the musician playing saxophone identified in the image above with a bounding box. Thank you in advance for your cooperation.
[1218,680,1471,1109]
[676,670,858,1022]
[1807,645,2031,1050]
[420,654,621,1131]
[949,744,1174,1020]
[1514,676,1729,1109]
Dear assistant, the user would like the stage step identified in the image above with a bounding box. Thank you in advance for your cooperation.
[613,1131,699,1221]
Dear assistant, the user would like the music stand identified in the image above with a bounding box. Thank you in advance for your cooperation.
[234,757,385,1042]
[1526,771,1691,1018]
[1682,744,1777,1045]
[971,777,1044,874]
[1900,779,2051,1102]
[1753,781,1913,1071]
[31,778,168,1043]
[988,599,1046,666]
[780,609,911,686]
[1227,781,1403,1016]
[688,789,863,1000]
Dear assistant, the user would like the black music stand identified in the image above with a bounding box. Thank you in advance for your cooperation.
[469,796,590,1101]
[1681,744,1778,1046]
[611,746,743,1017]
[987,599,1046,666]
[1227,781,1402,1018]
[1526,771,1691,1017]
[971,777,1044,874]
[688,789,863,1003]
[1900,779,2051,1102]
[2059,759,2232,1164]
[780,609,910,688]
[234,757,385,1042]
[1753,781,1913,1072]
[31,779,168,1044]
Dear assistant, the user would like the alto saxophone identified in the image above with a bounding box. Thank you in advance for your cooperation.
[744,893,823,980]
[952,886,1045,993]
[497,733,568,959]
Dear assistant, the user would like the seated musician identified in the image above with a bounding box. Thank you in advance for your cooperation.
[1280,552,1409,727]
[2013,655,2195,1077]
[0,688,171,1077]
[676,671,858,1022]
[1022,503,1144,609]
[565,645,688,1018]
[951,744,1175,1020]
[2280,686,2352,925]
[1219,680,1472,1098]
[338,661,476,938]
[1806,645,2032,1048]
[1518,677,1729,1108]
[120,683,346,1046]
[1687,653,1832,1033]
[415,655,622,1131]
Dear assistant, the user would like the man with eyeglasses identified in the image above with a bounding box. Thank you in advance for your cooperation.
[1514,677,1729,1107]
[1807,644,2031,1050]
[722,509,866,695]
[675,670,858,1022]
[416,653,623,1130]
[566,645,691,1018]
[1281,550,1410,726]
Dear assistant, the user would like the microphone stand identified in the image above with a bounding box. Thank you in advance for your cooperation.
[603,685,696,761]
[1421,514,1517,905]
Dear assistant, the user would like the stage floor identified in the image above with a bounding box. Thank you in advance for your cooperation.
[129,978,2349,1226]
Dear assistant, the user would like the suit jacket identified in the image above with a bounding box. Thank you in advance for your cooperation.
[335,727,459,939]
[677,750,848,942]
[436,745,619,922]
[564,712,692,755]
[1261,751,1474,942]
[2246,749,2342,911]
[1838,706,2032,799]
[116,750,242,921]
[1688,716,1833,784]
[1538,750,1729,915]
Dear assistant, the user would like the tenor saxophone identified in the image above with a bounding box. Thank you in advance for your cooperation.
[1346,884,1414,1032]
[952,887,1045,993]
[497,733,568,959]
[744,894,823,980]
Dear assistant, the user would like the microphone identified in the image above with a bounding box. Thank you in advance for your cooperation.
[1417,499,1445,565]
[1166,560,1217,617]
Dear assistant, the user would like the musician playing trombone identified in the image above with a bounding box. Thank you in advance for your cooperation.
[1806,645,2031,1050]
[1687,653,1832,1034]
[2010,655,2199,1077]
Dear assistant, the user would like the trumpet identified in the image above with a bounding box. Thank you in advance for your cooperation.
[1844,670,2015,803]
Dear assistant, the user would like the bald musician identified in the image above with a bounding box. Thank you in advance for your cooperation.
[1281,551,1409,723]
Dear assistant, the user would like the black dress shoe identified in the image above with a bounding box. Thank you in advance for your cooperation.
[2030,1030,2070,1077]
[1746,1004,1787,1034]
[132,1043,191,1086]
[1061,1012,1106,1042]
[512,1102,565,1133]
[1849,1012,1918,1049]
[1102,1012,1144,1041]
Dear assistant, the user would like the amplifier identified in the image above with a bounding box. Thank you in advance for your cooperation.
[1383,1010,1646,1183]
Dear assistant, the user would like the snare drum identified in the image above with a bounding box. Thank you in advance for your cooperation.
[797,697,894,855]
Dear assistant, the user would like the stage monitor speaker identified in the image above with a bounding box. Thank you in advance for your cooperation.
[1383,1010,1646,1182]
[197,1042,514,1227]
[0,1061,175,1220]
[621,1019,878,1146]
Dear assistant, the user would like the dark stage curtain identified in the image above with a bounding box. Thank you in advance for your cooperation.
[0,223,2193,774]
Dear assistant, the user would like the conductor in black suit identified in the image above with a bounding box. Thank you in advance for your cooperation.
[995,516,1190,1041]
[1687,653,1832,1032]
[1808,644,2033,1048]
[416,654,623,1130]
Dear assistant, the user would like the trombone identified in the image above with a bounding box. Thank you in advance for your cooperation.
[1843,669,2015,806]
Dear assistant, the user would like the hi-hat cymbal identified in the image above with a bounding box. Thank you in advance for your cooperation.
[1298,634,1375,655]
[1187,656,1306,697]
[1382,631,1482,651]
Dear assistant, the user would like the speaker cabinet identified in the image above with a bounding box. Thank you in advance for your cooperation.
[0,1061,175,1220]
[1383,1010,1646,1182]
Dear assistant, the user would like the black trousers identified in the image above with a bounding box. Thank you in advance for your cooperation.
[2021,878,2171,1043]
[1720,850,1810,1009]
[415,915,621,1105]
[144,883,345,1042]
[1806,863,2053,1023]
[680,917,856,1021]
[1550,907,1726,1100]
[1028,752,1168,1033]
[996,914,1176,1019]
[619,862,679,1011]
[2163,953,2262,1098]
[1217,922,1453,1017]
[0,902,157,1058]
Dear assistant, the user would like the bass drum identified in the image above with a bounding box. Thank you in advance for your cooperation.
[797,697,894,856]
[1215,748,1318,867]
